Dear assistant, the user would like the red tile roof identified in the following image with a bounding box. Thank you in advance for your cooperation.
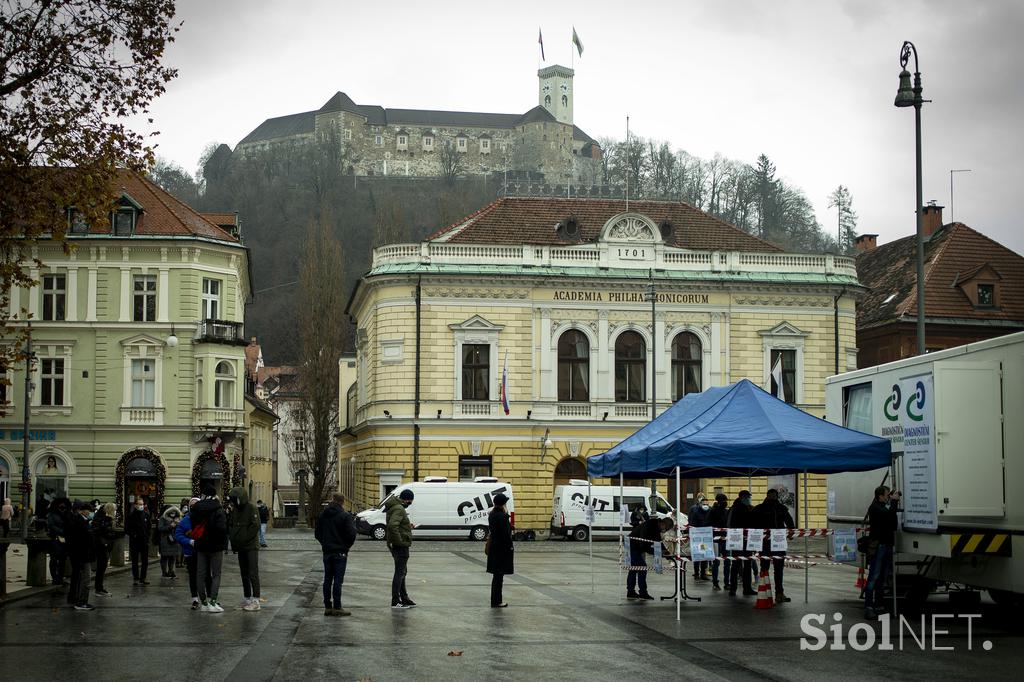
[856,223,1024,327]
[82,170,239,242]
[427,197,781,252]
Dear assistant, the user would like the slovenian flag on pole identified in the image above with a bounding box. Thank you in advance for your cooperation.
[500,350,510,415]
[538,27,545,61]
[572,27,583,57]
[771,354,784,400]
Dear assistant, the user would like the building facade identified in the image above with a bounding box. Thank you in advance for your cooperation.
[337,197,863,532]
[854,205,1024,368]
[227,65,602,186]
[0,171,251,523]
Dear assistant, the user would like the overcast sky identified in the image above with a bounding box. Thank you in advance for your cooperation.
[142,0,1024,253]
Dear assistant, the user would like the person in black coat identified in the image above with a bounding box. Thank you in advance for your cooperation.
[626,516,675,600]
[753,489,796,602]
[486,493,514,608]
[314,493,357,616]
[727,490,757,596]
[687,494,711,580]
[91,502,116,597]
[706,493,731,591]
[66,500,97,609]
[864,485,900,617]
[125,498,152,585]
[46,498,69,585]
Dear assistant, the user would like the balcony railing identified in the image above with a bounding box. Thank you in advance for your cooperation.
[193,407,245,429]
[120,406,165,426]
[195,319,247,345]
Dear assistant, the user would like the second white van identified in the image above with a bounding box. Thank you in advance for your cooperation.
[550,479,676,541]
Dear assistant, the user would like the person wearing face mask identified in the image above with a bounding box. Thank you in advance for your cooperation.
[385,489,416,609]
[727,490,757,597]
[706,493,731,591]
[158,506,182,579]
[687,493,711,580]
[66,500,97,610]
[126,498,152,585]
[864,485,901,618]
[754,489,795,603]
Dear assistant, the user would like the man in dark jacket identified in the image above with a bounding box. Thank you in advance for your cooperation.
[754,489,796,602]
[687,494,711,580]
[228,487,262,611]
[66,500,96,610]
[257,500,270,547]
[626,516,675,600]
[864,485,900,618]
[385,489,415,609]
[125,498,151,585]
[46,498,69,585]
[189,484,229,612]
[486,493,514,608]
[727,490,758,596]
[706,493,731,591]
[315,493,357,616]
[91,502,116,597]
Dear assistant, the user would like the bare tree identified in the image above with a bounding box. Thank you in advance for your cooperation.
[439,140,463,185]
[827,185,859,254]
[295,215,346,525]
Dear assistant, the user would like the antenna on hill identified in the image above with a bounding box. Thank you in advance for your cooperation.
[625,115,630,212]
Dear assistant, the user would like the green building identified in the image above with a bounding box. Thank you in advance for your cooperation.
[0,170,251,523]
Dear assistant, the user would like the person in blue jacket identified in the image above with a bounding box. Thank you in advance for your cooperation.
[175,497,207,610]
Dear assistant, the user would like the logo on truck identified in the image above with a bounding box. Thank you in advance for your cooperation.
[456,485,509,522]
[569,491,610,512]
[883,383,902,421]
[906,380,926,422]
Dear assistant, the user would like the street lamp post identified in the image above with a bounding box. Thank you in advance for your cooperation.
[20,329,34,541]
[894,40,927,356]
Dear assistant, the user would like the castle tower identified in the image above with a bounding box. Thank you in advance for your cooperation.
[538,64,574,125]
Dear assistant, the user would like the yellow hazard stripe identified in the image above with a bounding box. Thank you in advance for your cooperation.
[963,535,985,553]
[987,534,1008,554]
[950,534,961,550]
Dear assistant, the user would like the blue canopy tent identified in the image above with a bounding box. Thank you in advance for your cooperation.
[586,379,892,615]
[587,379,891,479]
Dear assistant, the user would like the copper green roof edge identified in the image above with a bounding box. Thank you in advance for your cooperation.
[366,262,861,285]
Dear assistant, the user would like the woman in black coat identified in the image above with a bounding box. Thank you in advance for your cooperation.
[486,493,514,608]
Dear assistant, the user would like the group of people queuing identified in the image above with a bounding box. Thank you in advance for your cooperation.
[313,489,516,615]
[42,489,271,613]
[626,488,796,603]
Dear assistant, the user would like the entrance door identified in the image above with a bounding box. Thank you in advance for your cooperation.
[668,479,703,512]
[124,456,159,518]
[553,458,586,488]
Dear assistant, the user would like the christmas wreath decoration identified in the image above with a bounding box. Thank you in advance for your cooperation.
[192,449,232,499]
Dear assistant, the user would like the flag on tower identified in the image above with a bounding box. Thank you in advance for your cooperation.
[572,27,583,57]
[500,350,511,415]
[771,354,784,400]
[538,27,545,61]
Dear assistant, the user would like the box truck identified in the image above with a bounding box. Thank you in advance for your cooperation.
[825,332,1023,606]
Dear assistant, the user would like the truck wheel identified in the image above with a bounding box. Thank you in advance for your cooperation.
[572,525,590,542]
[989,588,1023,609]
[471,526,488,541]
[371,525,387,541]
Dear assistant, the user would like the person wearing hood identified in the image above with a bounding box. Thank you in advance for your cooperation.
[315,493,357,616]
[754,489,795,603]
[486,493,514,608]
[687,493,711,580]
[91,502,116,597]
[66,500,96,610]
[228,486,262,611]
[385,489,415,609]
[189,484,228,613]
[125,497,152,586]
[46,497,70,586]
[727,490,757,597]
[175,497,208,610]
[706,493,731,591]
[158,506,182,579]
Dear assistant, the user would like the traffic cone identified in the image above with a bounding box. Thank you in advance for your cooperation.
[855,566,867,590]
[754,567,774,609]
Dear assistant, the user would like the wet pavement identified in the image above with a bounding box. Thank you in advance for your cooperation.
[1,530,1021,681]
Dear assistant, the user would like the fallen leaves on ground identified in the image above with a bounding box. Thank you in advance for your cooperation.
[447,650,463,657]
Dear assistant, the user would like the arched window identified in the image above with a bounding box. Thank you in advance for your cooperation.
[671,332,702,401]
[561,94,568,107]
[615,331,646,403]
[557,330,590,401]
[214,361,235,408]
[544,94,551,106]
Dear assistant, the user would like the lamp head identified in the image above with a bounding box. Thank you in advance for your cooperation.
[894,69,915,107]
[543,438,554,448]
[166,333,178,347]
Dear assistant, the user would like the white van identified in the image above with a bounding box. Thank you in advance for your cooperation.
[550,479,676,541]
[355,477,515,541]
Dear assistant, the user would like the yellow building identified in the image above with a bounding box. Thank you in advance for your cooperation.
[338,197,862,533]
[244,393,277,511]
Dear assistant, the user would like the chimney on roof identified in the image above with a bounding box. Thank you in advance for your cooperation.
[854,234,878,253]
[922,202,944,238]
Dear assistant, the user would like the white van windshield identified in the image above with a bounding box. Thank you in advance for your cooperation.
[377,493,395,510]
[652,496,673,514]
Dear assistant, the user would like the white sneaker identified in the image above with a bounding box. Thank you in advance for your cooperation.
[243,599,261,611]
[239,598,252,609]
[210,601,224,613]
[200,601,215,613]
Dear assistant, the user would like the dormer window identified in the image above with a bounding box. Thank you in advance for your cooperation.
[457,137,467,152]
[977,283,995,307]
[113,208,136,236]
[423,135,434,151]
[397,134,408,150]
[67,208,88,235]
[480,139,490,154]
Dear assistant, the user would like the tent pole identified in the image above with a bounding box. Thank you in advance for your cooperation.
[804,469,809,604]
[676,465,681,622]
[619,472,624,594]
[588,475,594,593]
